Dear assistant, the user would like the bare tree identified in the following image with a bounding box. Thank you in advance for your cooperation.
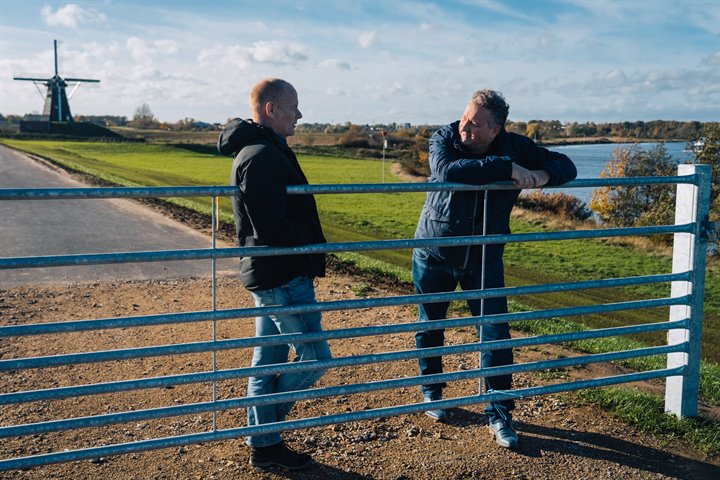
[130,103,158,129]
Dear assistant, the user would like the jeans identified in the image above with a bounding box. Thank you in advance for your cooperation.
[413,248,515,422]
[246,276,332,447]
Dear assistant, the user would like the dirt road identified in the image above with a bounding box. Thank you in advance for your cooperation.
[1,274,718,479]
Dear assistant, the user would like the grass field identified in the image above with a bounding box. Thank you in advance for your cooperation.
[3,139,718,364]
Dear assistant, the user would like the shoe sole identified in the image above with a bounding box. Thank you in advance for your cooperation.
[250,459,312,471]
[425,410,447,421]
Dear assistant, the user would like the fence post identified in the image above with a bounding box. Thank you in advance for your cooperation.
[665,164,711,417]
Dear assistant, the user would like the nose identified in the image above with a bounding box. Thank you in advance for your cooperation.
[297,109,303,120]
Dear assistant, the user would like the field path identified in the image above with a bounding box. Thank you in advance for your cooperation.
[0,145,235,287]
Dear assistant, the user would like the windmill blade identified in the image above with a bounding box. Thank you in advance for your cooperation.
[64,78,100,83]
[13,77,51,82]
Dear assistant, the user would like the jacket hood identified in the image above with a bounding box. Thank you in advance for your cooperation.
[217,118,268,156]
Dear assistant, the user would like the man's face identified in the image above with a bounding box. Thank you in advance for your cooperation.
[458,103,500,154]
[269,87,302,138]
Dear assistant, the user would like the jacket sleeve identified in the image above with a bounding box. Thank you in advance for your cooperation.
[239,152,316,246]
[510,135,577,187]
[428,128,513,185]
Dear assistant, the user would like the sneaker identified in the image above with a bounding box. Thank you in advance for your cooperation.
[249,441,313,470]
[487,419,519,449]
[423,393,447,421]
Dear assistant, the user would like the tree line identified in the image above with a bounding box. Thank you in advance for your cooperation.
[1,106,707,141]
[296,119,706,142]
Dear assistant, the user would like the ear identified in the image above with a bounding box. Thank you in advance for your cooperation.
[264,101,275,118]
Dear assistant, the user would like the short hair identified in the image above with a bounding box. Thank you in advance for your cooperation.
[470,89,509,128]
[249,78,294,117]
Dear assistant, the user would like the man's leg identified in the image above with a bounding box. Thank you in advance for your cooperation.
[272,276,332,421]
[246,276,331,469]
[413,249,455,410]
[247,276,331,444]
[463,257,518,448]
[246,295,289,448]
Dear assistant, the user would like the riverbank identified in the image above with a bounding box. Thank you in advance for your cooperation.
[540,136,695,147]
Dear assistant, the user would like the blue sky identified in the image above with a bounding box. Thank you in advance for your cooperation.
[1,0,718,125]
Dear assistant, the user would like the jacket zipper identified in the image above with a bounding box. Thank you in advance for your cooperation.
[462,190,480,270]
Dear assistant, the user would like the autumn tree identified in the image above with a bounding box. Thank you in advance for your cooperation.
[691,122,720,222]
[590,144,677,230]
[526,122,542,141]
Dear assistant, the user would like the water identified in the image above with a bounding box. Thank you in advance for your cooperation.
[546,141,696,205]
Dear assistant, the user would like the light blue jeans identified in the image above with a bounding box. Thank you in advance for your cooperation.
[246,276,332,447]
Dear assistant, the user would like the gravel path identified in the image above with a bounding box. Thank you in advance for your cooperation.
[1,275,718,479]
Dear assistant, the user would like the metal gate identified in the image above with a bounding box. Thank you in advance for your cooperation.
[0,164,714,470]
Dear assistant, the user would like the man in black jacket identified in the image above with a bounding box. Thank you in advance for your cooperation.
[413,90,577,449]
[217,78,330,470]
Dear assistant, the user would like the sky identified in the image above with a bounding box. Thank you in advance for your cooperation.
[1,0,719,126]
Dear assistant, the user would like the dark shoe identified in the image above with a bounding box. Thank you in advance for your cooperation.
[423,393,447,421]
[249,442,312,470]
[488,419,519,449]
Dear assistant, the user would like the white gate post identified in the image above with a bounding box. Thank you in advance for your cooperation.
[665,164,712,417]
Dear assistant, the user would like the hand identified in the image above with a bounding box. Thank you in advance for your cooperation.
[511,163,549,188]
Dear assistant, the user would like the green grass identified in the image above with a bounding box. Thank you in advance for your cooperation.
[512,300,720,454]
[573,387,720,454]
[509,303,720,406]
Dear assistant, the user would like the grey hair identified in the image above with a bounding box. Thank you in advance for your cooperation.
[470,89,509,128]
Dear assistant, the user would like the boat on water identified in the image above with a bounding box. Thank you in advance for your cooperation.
[684,138,705,153]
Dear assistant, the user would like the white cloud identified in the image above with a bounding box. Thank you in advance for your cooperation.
[127,37,150,60]
[389,82,404,94]
[358,31,376,49]
[326,87,347,96]
[687,10,720,36]
[603,69,627,86]
[536,33,558,49]
[40,4,107,29]
[447,56,468,67]
[319,59,351,70]
[154,40,179,55]
[199,41,309,69]
[126,37,179,61]
[701,51,720,67]
[468,0,536,22]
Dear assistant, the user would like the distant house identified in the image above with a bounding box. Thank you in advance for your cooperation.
[190,121,215,130]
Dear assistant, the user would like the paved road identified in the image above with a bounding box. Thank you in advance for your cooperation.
[0,145,236,287]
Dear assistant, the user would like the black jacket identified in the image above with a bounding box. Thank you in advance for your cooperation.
[218,118,326,291]
[415,121,577,269]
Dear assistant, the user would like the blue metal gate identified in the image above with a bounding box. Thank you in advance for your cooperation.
[0,164,713,470]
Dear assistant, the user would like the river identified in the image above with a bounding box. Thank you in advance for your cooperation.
[544,141,696,205]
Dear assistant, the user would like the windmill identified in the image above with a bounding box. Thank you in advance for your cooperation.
[14,40,99,123]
